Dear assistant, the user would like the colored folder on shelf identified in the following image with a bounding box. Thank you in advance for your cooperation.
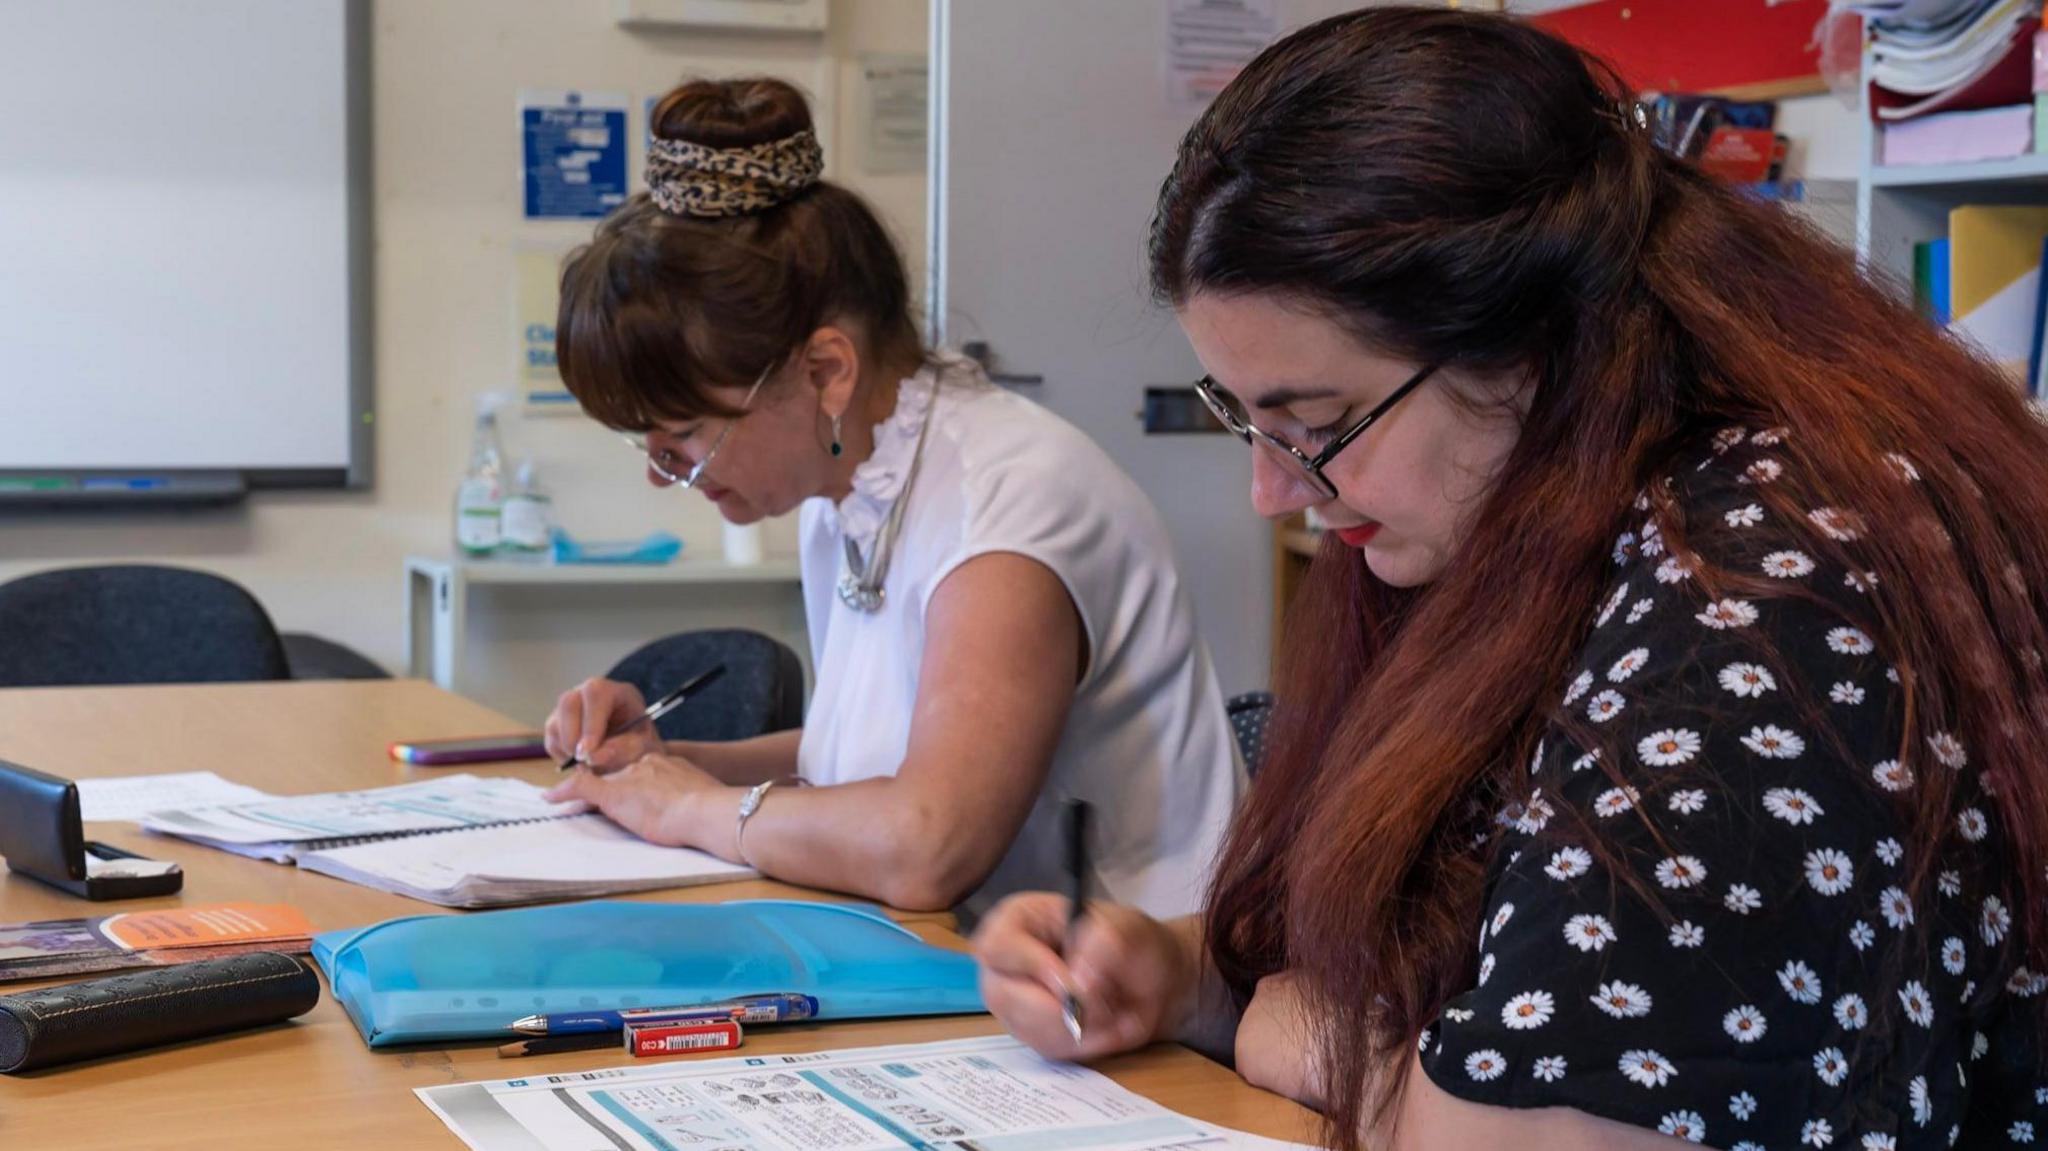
[311,899,985,1046]
[1950,204,2048,374]
[2028,236,2048,397]
[1881,101,2034,165]
[1916,238,1954,325]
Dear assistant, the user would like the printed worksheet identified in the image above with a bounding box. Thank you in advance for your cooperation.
[140,775,577,859]
[76,771,272,821]
[418,1035,1264,1151]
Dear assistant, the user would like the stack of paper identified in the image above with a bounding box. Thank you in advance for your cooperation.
[295,813,755,908]
[75,771,273,822]
[416,1034,1318,1151]
[1834,0,2042,123]
[141,775,576,862]
[1882,101,2035,164]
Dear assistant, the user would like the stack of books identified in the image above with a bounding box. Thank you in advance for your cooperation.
[1842,0,2046,165]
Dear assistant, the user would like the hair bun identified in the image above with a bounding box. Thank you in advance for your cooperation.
[646,78,823,218]
[653,77,813,148]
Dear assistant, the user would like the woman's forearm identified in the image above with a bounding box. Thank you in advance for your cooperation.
[666,729,801,787]
[1161,915,1241,1061]
[669,773,1025,911]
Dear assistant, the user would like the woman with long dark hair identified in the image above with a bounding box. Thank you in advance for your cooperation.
[976,8,2047,1148]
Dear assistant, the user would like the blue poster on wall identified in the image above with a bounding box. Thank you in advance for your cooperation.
[520,88,629,220]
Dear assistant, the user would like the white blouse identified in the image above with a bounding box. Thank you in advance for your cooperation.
[796,352,1245,925]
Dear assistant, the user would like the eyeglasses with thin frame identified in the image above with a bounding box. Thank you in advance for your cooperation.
[1194,363,1440,500]
[622,367,771,489]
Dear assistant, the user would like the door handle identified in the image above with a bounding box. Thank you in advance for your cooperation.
[959,340,1044,388]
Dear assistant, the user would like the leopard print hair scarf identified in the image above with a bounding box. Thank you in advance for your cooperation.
[646,130,825,218]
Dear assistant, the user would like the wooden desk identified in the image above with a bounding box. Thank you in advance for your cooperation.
[0,681,1318,1149]
[0,680,941,931]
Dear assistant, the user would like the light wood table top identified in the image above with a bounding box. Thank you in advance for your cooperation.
[0,680,1319,1149]
[0,680,944,932]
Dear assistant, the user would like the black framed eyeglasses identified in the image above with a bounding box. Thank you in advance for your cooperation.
[1194,363,1440,500]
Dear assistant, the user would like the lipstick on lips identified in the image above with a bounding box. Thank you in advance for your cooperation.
[1335,522,1381,548]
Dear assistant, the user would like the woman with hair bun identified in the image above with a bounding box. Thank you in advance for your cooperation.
[540,77,1244,926]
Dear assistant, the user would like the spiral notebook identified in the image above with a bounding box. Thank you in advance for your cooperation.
[138,775,757,906]
[295,814,754,907]
[140,775,578,862]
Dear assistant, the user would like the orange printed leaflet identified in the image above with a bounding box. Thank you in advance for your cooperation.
[97,904,313,950]
[0,903,313,982]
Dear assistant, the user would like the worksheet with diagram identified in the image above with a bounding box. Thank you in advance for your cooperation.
[417,1035,1308,1151]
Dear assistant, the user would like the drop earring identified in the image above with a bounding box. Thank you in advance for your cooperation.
[830,414,843,457]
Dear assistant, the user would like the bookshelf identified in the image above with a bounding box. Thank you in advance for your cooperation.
[1868,153,2048,188]
[1855,59,2048,300]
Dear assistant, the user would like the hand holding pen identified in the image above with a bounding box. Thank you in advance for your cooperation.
[545,665,726,774]
[970,852,1200,1062]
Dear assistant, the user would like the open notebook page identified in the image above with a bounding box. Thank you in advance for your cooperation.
[294,813,755,908]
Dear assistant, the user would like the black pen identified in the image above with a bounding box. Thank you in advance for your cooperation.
[1061,798,1091,1043]
[558,664,726,772]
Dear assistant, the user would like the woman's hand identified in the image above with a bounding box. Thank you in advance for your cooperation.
[1235,972,1323,1109]
[543,678,665,770]
[543,752,723,849]
[973,893,1199,1062]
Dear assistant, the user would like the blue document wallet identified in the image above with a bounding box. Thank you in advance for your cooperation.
[311,899,984,1046]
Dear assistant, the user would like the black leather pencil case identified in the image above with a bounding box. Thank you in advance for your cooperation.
[0,758,183,899]
[0,951,319,1073]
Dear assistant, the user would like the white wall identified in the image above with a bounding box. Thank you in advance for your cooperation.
[1777,91,1863,182]
[0,0,928,695]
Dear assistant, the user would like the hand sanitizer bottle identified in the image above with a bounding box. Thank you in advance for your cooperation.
[454,393,508,557]
[500,458,554,555]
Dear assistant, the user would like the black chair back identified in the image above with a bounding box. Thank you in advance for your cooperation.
[606,628,805,742]
[0,565,291,687]
[1226,691,1276,779]
[280,633,390,681]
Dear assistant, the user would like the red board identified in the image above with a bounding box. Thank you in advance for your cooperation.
[1526,0,1833,98]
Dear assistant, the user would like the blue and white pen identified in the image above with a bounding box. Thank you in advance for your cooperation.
[510,992,818,1036]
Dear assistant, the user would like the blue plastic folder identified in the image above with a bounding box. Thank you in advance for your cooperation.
[311,900,984,1047]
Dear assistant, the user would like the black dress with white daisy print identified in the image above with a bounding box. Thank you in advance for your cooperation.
[1418,429,2043,1149]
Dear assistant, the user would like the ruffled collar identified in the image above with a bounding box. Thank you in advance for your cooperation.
[830,356,953,545]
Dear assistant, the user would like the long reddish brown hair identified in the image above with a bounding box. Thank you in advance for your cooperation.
[1150,8,2048,1145]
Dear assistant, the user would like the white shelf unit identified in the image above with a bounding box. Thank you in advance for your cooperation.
[403,554,806,721]
[1855,62,2048,303]
[1869,152,2048,188]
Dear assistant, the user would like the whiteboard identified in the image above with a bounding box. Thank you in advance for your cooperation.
[0,0,368,485]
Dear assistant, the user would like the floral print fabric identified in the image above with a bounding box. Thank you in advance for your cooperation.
[1418,429,2042,1149]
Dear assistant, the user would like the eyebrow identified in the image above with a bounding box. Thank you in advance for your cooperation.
[1252,386,1342,410]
